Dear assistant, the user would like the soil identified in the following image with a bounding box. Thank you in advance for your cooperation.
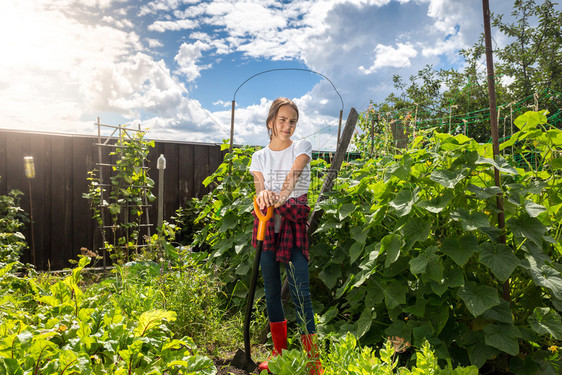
[214,356,259,375]
[210,348,259,375]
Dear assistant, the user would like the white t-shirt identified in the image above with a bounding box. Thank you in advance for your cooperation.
[249,139,312,199]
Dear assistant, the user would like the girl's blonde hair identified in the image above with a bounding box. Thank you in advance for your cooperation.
[266,97,299,140]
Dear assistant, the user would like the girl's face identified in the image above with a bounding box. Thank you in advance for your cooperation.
[269,104,298,141]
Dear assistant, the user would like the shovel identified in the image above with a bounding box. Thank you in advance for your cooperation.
[232,197,273,372]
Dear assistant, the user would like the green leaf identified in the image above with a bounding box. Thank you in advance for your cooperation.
[355,308,374,339]
[526,256,562,300]
[478,242,519,282]
[349,241,365,265]
[339,203,357,221]
[382,234,403,268]
[441,234,478,266]
[550,157,562,170]
[417,190,454,213]
[466,342,499,368]
[134,310,177,337]
[385,163,411,181]
[425,303,449,336]
[475,155,517,174]
[413,325,434,347]
[513,110,547,130]
[389,189,417,217]
[409,253,430,275]
[508,213,547,246]
[219,212,238,232]
[450,209,490,231]
[430,168,468,188]
[483,323,520,356]
[383,279,407,310]
[425,260,444,283]
[108,203,121,215]
[481,300,513,323]
[350,226,370,244]
[466,184,502,199]
[430,267,464,296]
[401,217,431,251]
[168,355,216,374]
[319,263,342,290]
[457,282,500,317]
[528,307,562,340]
[524,200,547,218]
[403,297,428,317]
[318,306,339,325]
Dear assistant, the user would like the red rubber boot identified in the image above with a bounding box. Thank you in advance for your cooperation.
[259,320,287,372]
[301,334,323,375]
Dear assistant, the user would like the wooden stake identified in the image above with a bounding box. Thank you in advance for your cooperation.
[483,0,509,302]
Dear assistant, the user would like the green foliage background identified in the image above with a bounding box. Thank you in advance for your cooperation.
[0,187,28,266]
[190,111,562,373]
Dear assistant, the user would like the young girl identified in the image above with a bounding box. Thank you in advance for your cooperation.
[249,97,322,374]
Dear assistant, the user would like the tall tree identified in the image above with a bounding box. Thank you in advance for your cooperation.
[372,0,562,143]
[492,0,562,100]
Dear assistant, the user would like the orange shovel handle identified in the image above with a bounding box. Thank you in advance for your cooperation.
[253,196,273,241]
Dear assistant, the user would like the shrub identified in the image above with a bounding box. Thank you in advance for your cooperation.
[0,186,28,266]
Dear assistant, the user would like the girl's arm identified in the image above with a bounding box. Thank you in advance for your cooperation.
[252,171,279,210]
[275,153,311,208]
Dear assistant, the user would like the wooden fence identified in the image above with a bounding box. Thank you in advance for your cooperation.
[0,129,225,270]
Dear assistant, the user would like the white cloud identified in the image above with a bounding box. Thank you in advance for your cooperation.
[148,18,199,32]
[0,1,141,133]
[359,43,418,74]
[206,2,287,36]
[174,41,212,82]
[0,0,520,150]
[102,15,134,28]
[146,38,164,48]
[0,0,212,138]
[139,0,200,16]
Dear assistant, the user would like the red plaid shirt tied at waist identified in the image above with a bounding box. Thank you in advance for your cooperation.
[252,194,310,263]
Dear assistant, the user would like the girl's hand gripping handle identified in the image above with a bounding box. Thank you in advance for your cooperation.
[253,196,273,241]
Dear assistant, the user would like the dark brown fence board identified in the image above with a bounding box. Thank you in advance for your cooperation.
[49,137,67,269]
[193,144,210,197]
[5,133,27,192]
[72,137,94,257]
[0,130,225,270]
[179,144,194,205]
[163,142,179,220]
[0,133,6,193]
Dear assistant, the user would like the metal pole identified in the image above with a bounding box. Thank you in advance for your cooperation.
[157,154,166,228]
[230,100,235,154]
[24,156,36,265]
[482,0,509,302]
[229,100,235,173]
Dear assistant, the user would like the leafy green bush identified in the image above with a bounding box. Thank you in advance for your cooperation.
[267,332,478,374]
[110,247,241,354]
[311,110,562,372]
[83,128,156,264]
[0,187,28,266]
[0,257,216,374]
[191,111,562,372]
[171,197,208,248]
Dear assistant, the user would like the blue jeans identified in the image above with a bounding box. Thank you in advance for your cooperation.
[260,247,316,334]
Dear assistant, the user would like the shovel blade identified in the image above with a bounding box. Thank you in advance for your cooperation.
[231,348,258,373]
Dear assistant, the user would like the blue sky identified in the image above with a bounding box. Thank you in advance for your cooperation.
[0,0,516,150]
